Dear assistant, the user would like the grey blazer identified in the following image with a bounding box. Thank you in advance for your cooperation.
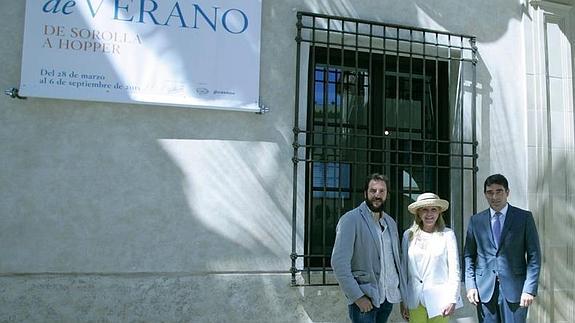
[331,201,406,306]
[464,204,541,303]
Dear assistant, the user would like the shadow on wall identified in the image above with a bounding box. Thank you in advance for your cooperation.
[299,0,525,43]
[0,95,298,273]
[413,0,528,43]
[2,1,294,275]
[474,50,497,175]
[530,153,575,322]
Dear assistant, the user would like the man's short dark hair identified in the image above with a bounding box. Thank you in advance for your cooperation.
[364,173,390,192]
[484,174,509,192]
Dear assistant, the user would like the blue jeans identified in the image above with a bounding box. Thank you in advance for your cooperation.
[348,300,393,323]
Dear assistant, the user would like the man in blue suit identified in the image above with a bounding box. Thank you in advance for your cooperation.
[464,174,541,322]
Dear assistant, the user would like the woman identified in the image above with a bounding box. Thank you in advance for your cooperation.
[400,193,461,322]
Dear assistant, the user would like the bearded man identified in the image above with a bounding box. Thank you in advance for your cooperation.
[331,173,406,323]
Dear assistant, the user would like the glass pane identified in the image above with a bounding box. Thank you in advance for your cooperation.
[312,162,351,198]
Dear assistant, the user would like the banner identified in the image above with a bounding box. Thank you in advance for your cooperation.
[19,0,262,112]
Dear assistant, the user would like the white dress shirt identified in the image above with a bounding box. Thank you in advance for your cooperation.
[377,218,401,304]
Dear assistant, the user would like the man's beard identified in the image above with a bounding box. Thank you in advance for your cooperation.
[366,198,384,212]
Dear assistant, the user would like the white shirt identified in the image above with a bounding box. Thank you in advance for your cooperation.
[377,216,401,304]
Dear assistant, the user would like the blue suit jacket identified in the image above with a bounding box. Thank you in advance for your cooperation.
[464,204,541,303]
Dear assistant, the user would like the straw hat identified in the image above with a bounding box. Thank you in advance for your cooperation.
[407,193,449,215]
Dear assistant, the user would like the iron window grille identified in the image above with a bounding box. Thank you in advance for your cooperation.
[291,12,478,286]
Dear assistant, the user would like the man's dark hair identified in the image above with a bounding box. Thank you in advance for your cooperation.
[363,173,390,192]
[484,174,509,192]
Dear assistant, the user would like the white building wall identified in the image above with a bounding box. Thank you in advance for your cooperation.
[525,1,575,322]
[1,0,573,322]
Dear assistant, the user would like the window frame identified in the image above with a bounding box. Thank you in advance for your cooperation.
[291,11,478,286]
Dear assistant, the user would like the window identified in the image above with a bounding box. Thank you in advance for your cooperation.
[312,162,351,199]
[291,12,478,286]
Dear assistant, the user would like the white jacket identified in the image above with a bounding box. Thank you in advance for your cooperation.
[401,227,460,310]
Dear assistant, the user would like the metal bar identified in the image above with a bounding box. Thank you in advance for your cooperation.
[295,159,475,170]
[298,133,476,147]
[434,33,440,195]
[306,15,318,283]
[295,150,476,160]
[320,18,331,280]
[336,18,346,238]
[368,23,374,176]
[458,35,464,230]
[291,12,303,286]
[409,29,415,199]
[298,31,474,52]
[458,35,466,266]
[471,37,478,214]
[296,136,476,147]
[382,25,388,181]
[298,38,476,62]
[393,26,400,219]
[297,11,475,39]
[352,25,360,210]
[422,30,428,195]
